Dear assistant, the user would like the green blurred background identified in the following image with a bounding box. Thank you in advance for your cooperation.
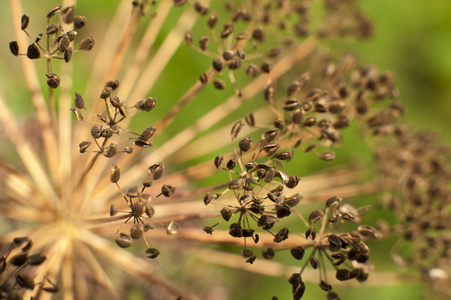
[0,0,450,299]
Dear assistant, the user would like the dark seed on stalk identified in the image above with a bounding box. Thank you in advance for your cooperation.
[110,163,120,183]
[212,58,224,72]
[306,227,316,240]
[47,5,62,19]
[16,274,34,290]
[213,79,225,90]
[61,6,75,23]
[74,16,87,29]
[161,185,176,197]
[290,246,305,260]
[11,253,28,266]
[103,144,118,158]
[310,256,319,269]
[309,209,323,223]
[27,44,40,59]
[28,254,46,266]
[245,113,255,126]
[319,151,335,161]
[184,31,193,46]
[228,57,241,70]
[79,141,91,153]
[230,120,245,139]
[239,137,253,152]
[336,269,351,281]
[228,223,243,237]
[203,226,213,234]
[149,163,165,180]
[199,36,209,51]
[262,247,275,259]
[110,204,118,216]
[246,64,259,78]
[9,41,19,56]
[226,158,236,170]
[145,248,160,259]
[319,280,332,291]
[46,73,60,89]
[74,92,86,109]
[80,37,95,51]
[207,12,218,28]
[57,34,70,52]
[222,50,234,61]
[273,227,289,243]
[261,62,272,73]
[64,47,73,63]
[214,154,224,169]
[21,15,30,31]
[221,23,234,38]
[199,73,208,84]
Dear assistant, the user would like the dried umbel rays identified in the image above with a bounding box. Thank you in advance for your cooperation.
[0,237,57,299]
[75,80,158,158]
[9,5,95,89]
[263,196,376,300]
[109,163,181,258]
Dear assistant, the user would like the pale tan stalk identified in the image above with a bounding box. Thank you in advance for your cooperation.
[127,4,204,103]
[0,93,60,207]
[61,242,74,300]
[9,0,59,182]
[118,0,173,100]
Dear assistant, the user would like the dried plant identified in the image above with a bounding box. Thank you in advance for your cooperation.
[0,0,449,300]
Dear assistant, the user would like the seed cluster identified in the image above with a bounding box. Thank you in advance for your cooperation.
[0,237,56,300]
[9,5,95,89]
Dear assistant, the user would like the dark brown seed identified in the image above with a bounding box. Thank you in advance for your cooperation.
[199,36,209,51]
[74,16,87,29]
[221,23,234,38]
[245,113,255,126]
[319,280,332,291]
[228,57,241,70]
[237,48,246,59]
[134,140,153,148]
[213,79,225,90]
[130,224,143,239]
[26,43,40,59]
[252,28,265,41]
[139,126,156,141]
[228,223,243,237]
[16,274,34,290]
[74,92,86,109]
[61,6,75,23]
[290,246,305,260]
[336,269,351,281]
[212,58,224,72]
[273,227,289,243]
[161,185,176,197]
[286,175,300,189]
[78,141,90,153]
[221,207,233,221]
[199,73,208,84]
[304,143,317,153]
[310,256,319,269]
[9,41,19,56]
[308,209,323,223]
[80,37,95,51]
[145,248,160,259]
[262,247,275,259]
[46,73,60,89]
[326,196,342,208]
[246,64,259,78]
[236,32,247,41]
[214,154,224,169]
[21,15,29,31]
[110,204,118,216]
[230,120,245,139]
[239,137,253,152]
[264,83,275,102]
[148,163,165,180]
[110,163,120,183]
[203,226,214,234]
[47,5,62,19]
[222,50,234,61]
[11,253,28,266]
[226,158,236,170]
[261,62,272,73]
[103,144,118,158]
[261,129,278,144]
[28,254,46,266]
[207,12,218,28]
[64,47,73,63]
[260,143,279,156]
[305,227,316,240]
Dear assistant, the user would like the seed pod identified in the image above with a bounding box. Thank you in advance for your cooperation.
[262,247,275,259]
[28,254,46,266]
[213,79,225,90]
[74,92,86,110]
[288,273,305,300]
[110,163,120,183]
[212,58,224,72]
[239,137,253,152]
[213,154,224,169]
[74,16,87,29]
[221,207,233,221]
[130,224,143,240]
[11,253,28,266]
[138,126,156,142]
[221,23,234,38]
[145,248,160,259]
[21,15,30,31]
[78,141,90,153]
[305,227,316,240]
[115,233,132,248]
[228,57,241,70]
[273,227,289,243]
[57,34,70,52]
[161,185,176,197]
[9,41,19,56]
[319,280,332,292]
[148,163,164,180]
[261,62,272,73]
[273,151,294,161]
[252,28,265,41]
[80,37,95,51]
[207,12,218,28]
[103,144,118,158]
[194,1,209,15]
[226,158,236,170]
[319,151,335,161]
[326,196,342,208]
[308,209,323,223]
[285,175,300,189]
[64,47,73,63]
[199,36,209,51]
[228,223,243,237]
[46,73,60,89]
[246,64,259,78]
[336,269,351,281]
[237,48,246,59]
[264,83,275,102]
[61,6,75,23]
[222,50,234,61]
[290,246,305,260]
[310,256,319,269]
[47,5,62,19]
[260,143,279,156]
[230,120,245,139]
[244,113,255,127]
[328,234,343,252]
[16,274,34,290]
[26,43,40,59]
[110,204,118,216]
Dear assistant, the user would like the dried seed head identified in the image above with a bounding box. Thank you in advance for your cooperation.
[47,5,62,19]
[226,158,236,170]
[78,141,91,153]
[319,151,336,161]
[130,224,144,240]
[221,207,233,221]
[286,175,301,189]
[199,36,209,51]
[110,163,120,183]
[207,12,218,28]
[309,209,324,223]
[80,37,95,51]
[74,92,86,109]
[290,246,305,260]
[27,43,40,59]
[230,120,245,139]
[145,248,160,259]
[326,196,342,208]
[273,227,289,243]
[161,185,176,197]
[214,154,224,169]
[213,79,225,90]
[239,137,253,152]
[21,15,30,31]
[103,144,118,158]
[74,16,87,29]
[57,34,70,52]
[9,41,19,56]
[135,97,157,112]
[64,47,73,63]
[46,72,60,89]
[115,233,132,248]
[148,163,165,180]
[138,126,156,141]
[167,221,181,235]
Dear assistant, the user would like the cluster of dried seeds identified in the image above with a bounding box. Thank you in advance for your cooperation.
[9,5,94,89]
[0,237,56,300]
